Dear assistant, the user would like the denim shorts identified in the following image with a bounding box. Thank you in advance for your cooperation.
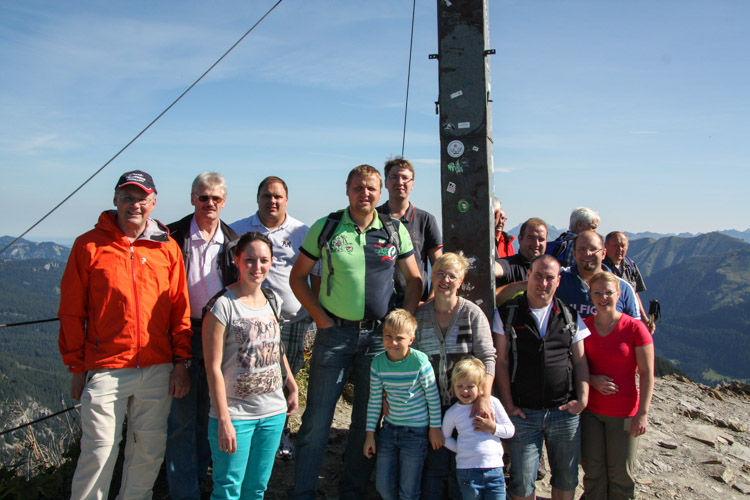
[507,408,580,497]
[456,467,506,500]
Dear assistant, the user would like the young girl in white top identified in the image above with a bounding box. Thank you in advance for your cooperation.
[442,357,515,500]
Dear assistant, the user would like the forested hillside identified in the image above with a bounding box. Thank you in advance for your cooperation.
[0,258,72,467]
[640,248,750,382]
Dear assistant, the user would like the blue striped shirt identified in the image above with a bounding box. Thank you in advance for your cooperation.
[365,348,442,431]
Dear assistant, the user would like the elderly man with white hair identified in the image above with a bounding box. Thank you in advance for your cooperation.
[546,206,600,267]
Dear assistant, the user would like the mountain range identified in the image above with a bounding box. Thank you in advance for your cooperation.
[0,236,70,262]
[506,225,750,244]
[0,229,747,416]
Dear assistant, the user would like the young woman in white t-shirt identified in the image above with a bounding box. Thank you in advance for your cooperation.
[203,231,298,499]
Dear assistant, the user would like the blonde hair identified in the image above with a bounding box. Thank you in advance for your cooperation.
[346,164,382,188]
[383,309,417,338]
[450,356,486,396]
[588,271,620,291]
[432,251,470,280]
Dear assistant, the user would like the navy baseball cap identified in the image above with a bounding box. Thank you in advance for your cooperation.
[115,170,157,194]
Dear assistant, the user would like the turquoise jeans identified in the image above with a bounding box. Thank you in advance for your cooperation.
[208,413,286,500]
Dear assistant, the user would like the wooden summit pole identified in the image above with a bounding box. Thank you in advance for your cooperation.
[435,0,495,318]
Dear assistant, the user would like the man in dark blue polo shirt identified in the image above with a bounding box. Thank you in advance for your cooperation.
[289,164,422,500]
[377,157,442,307]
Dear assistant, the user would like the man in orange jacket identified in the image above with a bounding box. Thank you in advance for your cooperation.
[58,170,192,500]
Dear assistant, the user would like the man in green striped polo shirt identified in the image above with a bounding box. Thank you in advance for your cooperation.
[289,164,423,500]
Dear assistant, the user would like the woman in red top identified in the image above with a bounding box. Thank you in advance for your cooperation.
[581,272,654,500]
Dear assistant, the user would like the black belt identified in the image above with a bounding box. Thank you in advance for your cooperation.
[324,309,381,330]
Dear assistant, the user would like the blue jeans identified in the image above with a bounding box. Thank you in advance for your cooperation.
[507,409,580,498]
[290,324,384,500]
[208,414,286,500]
[420,442,459,500]
[457,467,506,500]
[375,422,429,500]
[166,325,211,499]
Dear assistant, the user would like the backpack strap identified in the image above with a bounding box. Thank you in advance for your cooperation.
[261,288,288,386]
[377,212,401,255]
[202,288,230,320]
[317,211,345,297]
[503,304,519,384]
[557,300,577,358]
[261,288,282,323]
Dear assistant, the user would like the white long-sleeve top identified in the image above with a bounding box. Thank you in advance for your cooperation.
[442,396,515,469]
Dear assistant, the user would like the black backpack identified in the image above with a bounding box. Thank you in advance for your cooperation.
[316,210,400,296]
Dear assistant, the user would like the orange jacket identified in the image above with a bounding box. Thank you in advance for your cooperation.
[58,211,192,373]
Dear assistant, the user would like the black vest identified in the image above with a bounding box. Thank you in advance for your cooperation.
[498,294,577,409]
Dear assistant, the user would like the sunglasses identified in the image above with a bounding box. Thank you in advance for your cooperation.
[193,194,224,203]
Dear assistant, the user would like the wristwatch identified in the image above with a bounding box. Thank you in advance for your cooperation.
[175,359,191,369]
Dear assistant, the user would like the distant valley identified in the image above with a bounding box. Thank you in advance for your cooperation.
[0,229,748,444]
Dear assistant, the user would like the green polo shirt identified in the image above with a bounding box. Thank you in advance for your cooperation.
[300,209,414,321]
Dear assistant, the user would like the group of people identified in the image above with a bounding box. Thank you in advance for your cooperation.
[57,158,654,500]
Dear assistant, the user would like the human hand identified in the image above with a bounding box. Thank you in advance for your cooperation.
[505,404,527,419]
[382,395,390,418]
[315,314,335,330]
[70,372,87,400]
[559,399,586,415]
[471,395,494,421]
[473,413,496,434]
[591,374,619,395]
[630,413,648,437]
[429,427,445,450]
[218,418,237,454]
[363,432,376,458]
[285,378,299,416]
[169,363,191,398]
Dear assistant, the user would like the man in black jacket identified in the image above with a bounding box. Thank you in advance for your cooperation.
[493,255,590,500]
[165,172,238,500]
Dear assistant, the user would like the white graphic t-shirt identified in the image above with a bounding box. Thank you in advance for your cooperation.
[209,289,287,420]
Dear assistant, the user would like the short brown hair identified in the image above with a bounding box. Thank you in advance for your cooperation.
[384,157,415,179]
[519,217,548,239]
[346,164,382,188]
[605,231,627,244]
[257,176,288,197]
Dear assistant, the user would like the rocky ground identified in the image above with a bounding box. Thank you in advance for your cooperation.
[261,375,750,499]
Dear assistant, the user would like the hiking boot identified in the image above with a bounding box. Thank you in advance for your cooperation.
[277,427,294,461]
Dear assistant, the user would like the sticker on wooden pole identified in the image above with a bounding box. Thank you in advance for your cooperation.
[447,140,465,158]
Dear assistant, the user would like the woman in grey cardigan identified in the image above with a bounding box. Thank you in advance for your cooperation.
[413,251,496,499]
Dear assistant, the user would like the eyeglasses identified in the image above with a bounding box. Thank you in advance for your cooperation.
[193,194,224,203]
[387,175,413,184]
[435,271,460,282]
[576,247,604,255]
[119,195,154,207]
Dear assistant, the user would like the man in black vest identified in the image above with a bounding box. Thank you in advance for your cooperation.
[493,254,590,500]
[494,217,548,305]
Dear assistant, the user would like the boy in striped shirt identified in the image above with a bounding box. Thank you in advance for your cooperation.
[364,309,443,500]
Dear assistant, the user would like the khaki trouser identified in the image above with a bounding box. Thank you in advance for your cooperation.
[581,409,640,500]
[71,364,173,500]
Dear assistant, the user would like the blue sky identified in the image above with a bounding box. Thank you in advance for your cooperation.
[1,0,747,246]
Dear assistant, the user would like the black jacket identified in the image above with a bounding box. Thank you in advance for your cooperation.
[167,214,239,288]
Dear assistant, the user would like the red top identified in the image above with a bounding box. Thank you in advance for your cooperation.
[496,232,515,259]
[583,314,653,417]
